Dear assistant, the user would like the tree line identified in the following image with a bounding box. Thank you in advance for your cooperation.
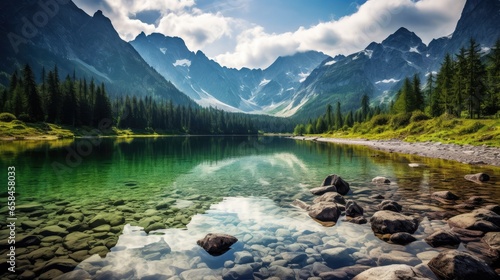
[0,64,295,134]
[294,38,500,135]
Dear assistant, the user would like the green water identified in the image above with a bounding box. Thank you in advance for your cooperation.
[1,136,499,279]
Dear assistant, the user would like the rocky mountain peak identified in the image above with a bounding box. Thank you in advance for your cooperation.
[382,27,425,52]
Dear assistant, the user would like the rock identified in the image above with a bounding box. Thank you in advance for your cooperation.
[17,235,41,246]
[378,251,421,266]
[465,173,490,183]
[180,268,221,279]
[33,257,78,274]
[63,232,92,251]
[483,232,500,252]
[223,264,254,280]
[308,202,342,223]
[346,200,364,217]
[144,222,164,233]
[370,210,419,234]
[349,216,368,224]
[269,266,297,280]
[320,247,356,269]
[234,251,254,264]
[197,233,238,256]
[428,250,499,280]
[27,247,55,261]
[89,246,109,257]
[313,192,346,205]
[312,262,333,276]
[39,269,64,280]
[390,232,416,245]
[93,224,111,232]
[39,225,68,237]
[484,205,500,215]
[68,250,89,262]
[141,239,171,257]
[370,194,385,199]
[432,191,459,202]
[19,270,36,279]
[377,200,403,212]
[155,199,176,210]
[21,220,43,229]
[320,265,373,280]
[53,270,92,280]
[310,185,338,196]
[291,199,310,210]
[448,208,500,232]
[89,213,124,227]
[17,203,44,212]
[281,252,307,264]
[353,264,430,280]
[425,230,461,248]
[467,196,484,205]
[320,174,351,195]
[372,176,391,184]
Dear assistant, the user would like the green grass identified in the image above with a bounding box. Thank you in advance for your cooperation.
[324,115,500,147]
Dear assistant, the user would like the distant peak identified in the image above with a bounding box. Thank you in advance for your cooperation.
[93,10,104,18]
[382,27,423,48]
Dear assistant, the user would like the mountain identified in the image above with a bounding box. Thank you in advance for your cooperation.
[286,0,500,118]
[130,33,329,113]
[0,1,194,105]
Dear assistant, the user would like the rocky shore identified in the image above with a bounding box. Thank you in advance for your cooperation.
[290,136,500,166]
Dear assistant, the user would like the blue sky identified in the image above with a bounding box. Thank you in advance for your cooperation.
[74,0,466,69]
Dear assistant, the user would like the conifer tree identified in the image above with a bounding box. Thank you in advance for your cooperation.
[23,64,44,122]
[465,38,486,118]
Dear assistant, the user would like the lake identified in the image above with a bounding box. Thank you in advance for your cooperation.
[1,136,499,279]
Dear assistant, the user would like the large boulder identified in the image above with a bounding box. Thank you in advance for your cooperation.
[389,232,416,245]
[377,200,403,212]
[370,211,419,234]
[320,174,351,195]
[425,230,461,248]
[428,250,499,280]
[345,200,364,217]
[308,202,342,223]
[448,208,500,232]
[313,192,346,205]
[353,264,430,280]
[197,233,238,256]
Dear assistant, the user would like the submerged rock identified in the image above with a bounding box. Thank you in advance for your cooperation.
[310,185,337,196]
[197,233,238,256]
[370,210,419,234]
[353,264,430,280]
[428,250,499,280]
[390,232,416,245]
[345,200,364,217]
[425,230,461,248]
[313,192,346,205]
[432,191,459,202]
[448,208,500,232]
[308,202,342,223]
[291,199,310,210]
[465,173,490,183]
[372,176,391,184]
[377,200,403,213]
[320,174,351,195]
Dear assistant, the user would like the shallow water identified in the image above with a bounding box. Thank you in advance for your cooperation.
[1,136,499,279]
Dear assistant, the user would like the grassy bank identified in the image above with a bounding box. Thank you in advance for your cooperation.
[323,113,500,147]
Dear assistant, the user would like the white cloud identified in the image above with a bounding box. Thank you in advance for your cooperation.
[74,0,466,69]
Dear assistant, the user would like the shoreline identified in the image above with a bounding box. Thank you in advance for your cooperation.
[290,136,500,167]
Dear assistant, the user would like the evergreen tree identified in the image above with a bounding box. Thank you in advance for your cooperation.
[360,94,370,121]
[46,67,61,123]
[465,38,486,118]
[453,47,468,117]
[315,116,326,133]
[334,101,343,130]
[436,53,454,114]
[23,64,44,122]
[412,74,424,111]
[393,77,414,113]
[345,110,354,127]
[93,83,113,127]
[325,104,333,129]
[426,72,441,117]
[61,76,78,125]
[485,39,500,115]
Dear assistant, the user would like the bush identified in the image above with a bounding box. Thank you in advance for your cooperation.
[410,110,430,122]
[390,113,411,129]
[459,122,485,135]
[371,115,390,126]
[0,112,16,122]
[18,114,33,123]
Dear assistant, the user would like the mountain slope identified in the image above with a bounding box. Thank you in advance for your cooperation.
[0,1,194,105]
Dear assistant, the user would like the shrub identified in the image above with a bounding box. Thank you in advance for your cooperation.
[18,114,33,123]
[459,122,485,135]
[410,110,430,122]
[371,115,390,126]
[390,113,411,129]
[0,112,16,122]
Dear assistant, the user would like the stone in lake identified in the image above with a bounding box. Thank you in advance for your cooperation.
[234,251,254,264]
[222,264,254,280]
[348,216,368,224]
[320,247,356,269]
[89,212,125,227]
[372,176,391,184]
[432,191,459,202]
[425,230,461,248]
[448,208,500,232]
[465,173,490,183]
[377,200,403,213]
[63,232,92,251]
[39,225,68,237]
[291,199,310,210]
[308,202,342,223]
[353,264,430,280]
[319,174,351,195]
[310,185,337,196]
[428,250,499,280]
[345,200,364,217]
[197,233,238,256]
[483,232,500,252]
[313,192,346,205]
[389,232,416,245]
[370,211,419,234]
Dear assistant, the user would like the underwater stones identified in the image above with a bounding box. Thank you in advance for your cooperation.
[89,246,109,258]
[280,252,308,264]
[372,176,391,184]
[145,222,165,233]
[428,250,499,280]
[320,247,356,269]
[68,250,90,262]
[345,200,364,217]
[370,194,385,200]
[155,199,176,210]
[89,213,124,227]
[17,203,44,212]
[313,192,346,205]
[234,251,254,264]
[310,185,338,196]
[27,247,56,261]
[448,208,500,232]
[308,202,342,223]
[432,191,459,203]
[20,220,43,229]
[370,211,419,234]
[222,264,254,280]
[353,264,429,280]
[291,199,311,210]
[39,225,68,237]
[63,232,92,251]
[425,230,461,248]
[389,232,416,245]
[464,173,490,183]
[197,233,238,256]
[92,224,111,233]
[349,216,368,225]
[33,257,79,274]
[377,200,403,213]
[483,232,500,252]
[320,174,351,195]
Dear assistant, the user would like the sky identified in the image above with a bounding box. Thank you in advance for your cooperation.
[73,0,467,69]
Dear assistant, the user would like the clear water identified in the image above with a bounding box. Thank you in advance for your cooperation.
[1,136,499,279]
